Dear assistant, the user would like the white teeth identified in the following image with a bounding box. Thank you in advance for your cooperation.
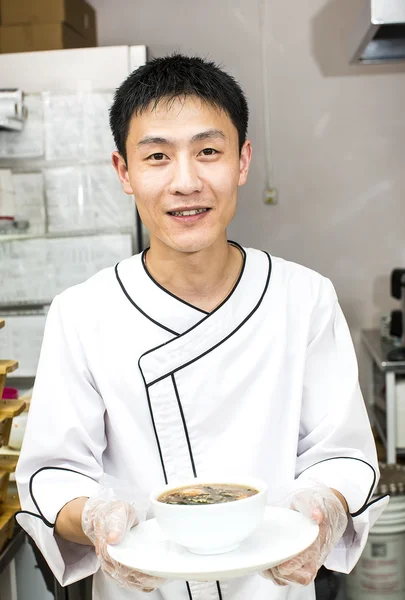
[171,208,208,217]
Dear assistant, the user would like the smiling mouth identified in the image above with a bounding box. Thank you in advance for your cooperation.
[168,208,210,217]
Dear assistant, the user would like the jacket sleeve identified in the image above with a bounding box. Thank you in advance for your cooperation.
[15,293,105,586]
[295,277,389,574]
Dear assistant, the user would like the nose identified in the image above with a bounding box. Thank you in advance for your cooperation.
[168,155,203,196]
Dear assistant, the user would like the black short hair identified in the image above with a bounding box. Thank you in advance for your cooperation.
[109,53,249,164]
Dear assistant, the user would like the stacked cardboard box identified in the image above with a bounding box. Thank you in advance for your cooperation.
[0,0,97,54]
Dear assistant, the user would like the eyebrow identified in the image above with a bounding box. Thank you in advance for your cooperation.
[136,128,226,148]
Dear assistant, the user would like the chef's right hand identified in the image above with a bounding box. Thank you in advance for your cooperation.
[82,495,166,592]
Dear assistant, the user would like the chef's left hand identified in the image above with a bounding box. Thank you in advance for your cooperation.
[261,482,348,586]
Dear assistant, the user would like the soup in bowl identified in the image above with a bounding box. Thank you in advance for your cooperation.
[150,476,268,555]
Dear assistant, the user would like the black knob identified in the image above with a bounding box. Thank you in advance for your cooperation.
[391,269,405,299]
[390,310,403,339]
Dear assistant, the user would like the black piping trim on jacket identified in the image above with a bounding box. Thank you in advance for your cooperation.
[351,493,390,518]
[138,359,168,485]
[14,510,45,524]
[117,241,247,341]
[115,263,180,337]
[145,252,272,388]
[134,243,251,485]
[18,466,98,529]
[172,374,197,477]
[142,243,247,360]
[137,248,270,600]
[300,456,377,517]
[170,373,222,600]
[137,250,270,485]
[142,248,209,315]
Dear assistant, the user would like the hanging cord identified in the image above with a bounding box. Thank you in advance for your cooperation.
[259,0,277,203]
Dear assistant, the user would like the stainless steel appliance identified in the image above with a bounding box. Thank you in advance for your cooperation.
[349,0,405,64]
[389,269,405,361]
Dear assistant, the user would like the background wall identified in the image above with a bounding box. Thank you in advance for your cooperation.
[89,0,405,387]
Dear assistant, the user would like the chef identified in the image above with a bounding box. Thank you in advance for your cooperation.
[16,54,388,600]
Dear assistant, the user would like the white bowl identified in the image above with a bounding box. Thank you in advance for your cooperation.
[150,476,268,555]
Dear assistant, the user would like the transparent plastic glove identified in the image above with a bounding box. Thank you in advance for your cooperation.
[261,481,348,587]
[82,493,167,592]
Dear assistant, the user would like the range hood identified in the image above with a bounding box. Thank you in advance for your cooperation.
[349,0,405,64]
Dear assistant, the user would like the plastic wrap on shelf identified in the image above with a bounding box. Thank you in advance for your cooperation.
[0,238,51,305]
[85,164,135,227]
[0,95,44,159]
[50,234,133,292]
[12,172,46,235]
[0,233,133,306]
[45,166,85,231]
[43,92,85,160]
[0,169,14,217]
[0,314,47,377]
[84,92,115,160]
[45,164,135,232]
[44,90,115,161]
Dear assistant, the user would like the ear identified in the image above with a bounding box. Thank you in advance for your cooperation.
[238,140,252,187]
[112,151,134,195]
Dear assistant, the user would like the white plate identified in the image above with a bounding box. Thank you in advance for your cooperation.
[107,506,319,582]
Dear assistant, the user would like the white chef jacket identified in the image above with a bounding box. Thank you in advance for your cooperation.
[15,243,388,600]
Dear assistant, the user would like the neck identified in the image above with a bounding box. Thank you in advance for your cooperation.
[145,236,243,312]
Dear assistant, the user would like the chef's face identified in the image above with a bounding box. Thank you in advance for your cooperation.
[112,96,252,254]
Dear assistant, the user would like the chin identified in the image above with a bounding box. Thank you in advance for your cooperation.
[167,232,219,255]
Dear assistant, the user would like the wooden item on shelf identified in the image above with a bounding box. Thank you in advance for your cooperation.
[0,456,20,516]
[0,453,22,521]
[5,481,20,512]
[0,360,19,399]
[0,322,23,551]
[0,360,19,376]
[0,456,19,473]
[0,418,12,449]
[16,395,31,412]
[0,445,21,518]
[0,401,26,449]
[0,510,15,553]
[0,400,27,420]
[0,471,8,509]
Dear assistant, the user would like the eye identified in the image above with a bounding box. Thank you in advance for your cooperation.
[199,148,219,156]
[147,153,167,161]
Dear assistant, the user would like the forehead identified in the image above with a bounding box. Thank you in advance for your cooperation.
[128,96,237,142]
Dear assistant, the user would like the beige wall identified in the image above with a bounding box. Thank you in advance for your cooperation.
[89,0,405,386]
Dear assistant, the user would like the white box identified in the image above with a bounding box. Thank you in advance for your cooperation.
[396,380,405,448]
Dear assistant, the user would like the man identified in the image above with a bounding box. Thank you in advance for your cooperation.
[16,54,387,600]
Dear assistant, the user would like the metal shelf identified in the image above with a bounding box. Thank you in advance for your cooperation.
[0,225,135,244]
[374,395,387,413]
[0,226,139,310]
[0,157,114,171]
[373,405,387,446]
[373,405,405,456]
[362,329,405,373]
[0,302,50,312]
